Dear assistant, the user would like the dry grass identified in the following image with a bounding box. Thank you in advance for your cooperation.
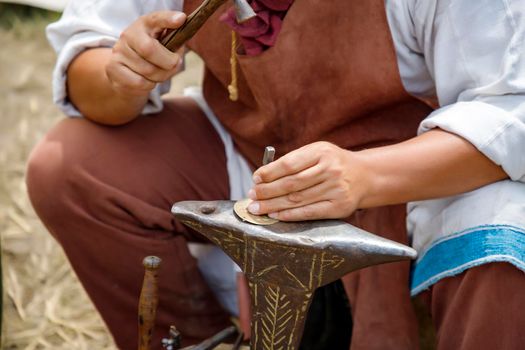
[0,14,204,350]
[0,18,119,350]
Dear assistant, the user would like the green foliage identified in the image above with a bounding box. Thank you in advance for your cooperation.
[0,3,59,29]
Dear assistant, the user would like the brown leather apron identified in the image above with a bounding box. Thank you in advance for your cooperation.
[185,0,432,348]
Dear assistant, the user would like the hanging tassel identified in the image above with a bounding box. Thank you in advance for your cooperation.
[228,30,239,101]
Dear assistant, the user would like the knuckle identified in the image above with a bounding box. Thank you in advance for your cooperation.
[335,184,346,196]
[137,40,155,58]
[315,141,331,152]
[149,12,159,22]
[169,54,181,69]
[119,31,129,42]
[283,178,297,192]
[145,11,162,26]
[257,170,268,182]
[128,76,149,90]
[278,211,291,221]
[281,160,294,173]
[330,167,343,178]
[159,69,176,82]
[287,191,302,203]
[141,63,157,77]
[301,206,316,219]
[253,186,265,199]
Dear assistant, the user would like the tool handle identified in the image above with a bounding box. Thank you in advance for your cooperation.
[160,0,228,52]
[138,256,162,350]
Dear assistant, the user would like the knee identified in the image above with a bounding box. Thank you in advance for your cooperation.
[26,136,68,219]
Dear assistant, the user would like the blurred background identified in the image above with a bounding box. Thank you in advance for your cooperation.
[0,2,204,348]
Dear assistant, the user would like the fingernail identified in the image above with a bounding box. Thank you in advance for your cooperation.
[253,175,262,184]
[248,202,260,214]
[172,13,185,22]
[248,189,256,200]
[268,212,278,219]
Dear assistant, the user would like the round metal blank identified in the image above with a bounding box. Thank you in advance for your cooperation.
[233,198,279,226]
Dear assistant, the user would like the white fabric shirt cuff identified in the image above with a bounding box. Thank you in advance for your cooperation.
[419,101,525,182]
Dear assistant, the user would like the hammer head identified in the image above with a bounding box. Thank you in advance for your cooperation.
[233,0,257,23]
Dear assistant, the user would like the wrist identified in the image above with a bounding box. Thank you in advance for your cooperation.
[352,148,391,209]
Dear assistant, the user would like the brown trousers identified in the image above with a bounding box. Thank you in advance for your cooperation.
[27,98,525,349]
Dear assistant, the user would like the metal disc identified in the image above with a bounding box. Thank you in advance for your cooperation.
[233,198,279,226]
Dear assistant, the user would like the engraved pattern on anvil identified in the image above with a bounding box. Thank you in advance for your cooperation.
[172,200,417,350]
[247,241,347,350]
[252,280,311,350]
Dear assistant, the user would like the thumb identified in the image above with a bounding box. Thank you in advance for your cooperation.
[145,11,187,33]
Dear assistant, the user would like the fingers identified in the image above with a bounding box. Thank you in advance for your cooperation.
[247,142,363,221]
[107,11,186,94]
[119,41,181,82]
[248,180,336,215]
[253,144,321,184]
[106,61,156,96]
[249,163,326,200]
[144,11,186,33]
[270,201,336,221]
[122,30,180,70]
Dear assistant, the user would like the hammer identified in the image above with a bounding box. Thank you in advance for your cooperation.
[171,201,417,350]
[160,0,256,52]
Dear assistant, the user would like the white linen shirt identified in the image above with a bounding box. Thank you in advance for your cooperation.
[47,0,525,303]
[385,0,525,256]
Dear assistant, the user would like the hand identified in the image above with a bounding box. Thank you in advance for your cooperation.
[106,11,186,97]
[247,142,371,221]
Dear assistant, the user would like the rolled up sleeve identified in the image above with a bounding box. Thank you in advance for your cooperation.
[46,0,181,116]
[414,0,525,181]
[420,98,525,181]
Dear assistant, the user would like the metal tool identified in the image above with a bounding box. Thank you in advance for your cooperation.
[162,325,244,350]
[183,326,238,350]
[138,256,162,350]
[172,200,417,350]
[161,326,182,350]
[160,0,256,52]
[231,332,244,350]
[262,146,275,166]
[232,0,257,23]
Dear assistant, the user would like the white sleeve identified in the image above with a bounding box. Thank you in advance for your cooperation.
[46,0,183,116]
[409,0,525,181]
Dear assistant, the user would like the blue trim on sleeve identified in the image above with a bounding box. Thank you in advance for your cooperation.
[410,225,525,296]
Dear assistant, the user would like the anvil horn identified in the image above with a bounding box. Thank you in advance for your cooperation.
[172,200,416,350]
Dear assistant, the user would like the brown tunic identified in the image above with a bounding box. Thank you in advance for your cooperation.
[185,0,433,166]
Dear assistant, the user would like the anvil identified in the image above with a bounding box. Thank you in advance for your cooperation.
[172,200,416,350]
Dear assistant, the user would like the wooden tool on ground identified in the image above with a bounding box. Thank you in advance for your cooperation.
[160,0,256,52]
[138,256,162,350]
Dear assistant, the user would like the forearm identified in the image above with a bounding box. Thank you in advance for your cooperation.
[67,48,148,125]
[358,129,508,208]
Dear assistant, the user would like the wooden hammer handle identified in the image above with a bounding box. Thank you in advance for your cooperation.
[138,256,162,350]
[160,0,228,52]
